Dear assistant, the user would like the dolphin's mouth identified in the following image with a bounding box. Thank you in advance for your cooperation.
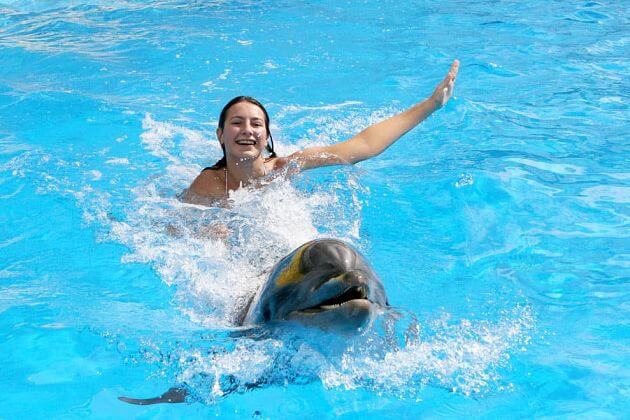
[298,286,368,314]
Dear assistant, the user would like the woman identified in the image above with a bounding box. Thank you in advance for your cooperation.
[183,60,459,204]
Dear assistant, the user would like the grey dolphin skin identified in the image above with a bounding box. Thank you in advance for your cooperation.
[119,239,388,405]
[243,238,388,330]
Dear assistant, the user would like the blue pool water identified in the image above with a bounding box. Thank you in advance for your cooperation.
[1,0,628,417]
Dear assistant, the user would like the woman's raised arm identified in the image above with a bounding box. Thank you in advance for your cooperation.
[285,60,459,170]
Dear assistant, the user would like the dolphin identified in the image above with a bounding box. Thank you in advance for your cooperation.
[119,239,389,405]
[242,238,388,330]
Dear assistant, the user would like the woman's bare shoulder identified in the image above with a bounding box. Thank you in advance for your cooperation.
[183,168,225,201]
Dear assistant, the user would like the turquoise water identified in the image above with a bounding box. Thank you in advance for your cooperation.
[1,0,628,417]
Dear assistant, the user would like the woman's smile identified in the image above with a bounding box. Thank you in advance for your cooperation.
[235,138,257,146]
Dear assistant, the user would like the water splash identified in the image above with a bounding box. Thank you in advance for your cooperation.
[120,304,534,403]
[321,305,534,397]
[5,109,535,404]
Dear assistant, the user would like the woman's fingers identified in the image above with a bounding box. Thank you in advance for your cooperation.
[431,60,459,108]
[447,61,459,83]
[443,61,458,87]
[446,61,458,92]
[449,59,460,78]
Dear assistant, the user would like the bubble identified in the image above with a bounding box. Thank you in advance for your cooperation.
[455,173,474,188]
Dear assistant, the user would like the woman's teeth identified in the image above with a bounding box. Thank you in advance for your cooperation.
[236,140,256,145]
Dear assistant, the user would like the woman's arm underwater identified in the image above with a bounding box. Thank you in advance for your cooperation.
[283,59,459,170]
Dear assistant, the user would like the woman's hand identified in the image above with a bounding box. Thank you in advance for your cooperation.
[283,60,461,171]
[431,59,459,109]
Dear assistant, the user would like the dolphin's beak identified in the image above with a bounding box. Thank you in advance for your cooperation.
[301,284,367,313]
[286,298,377,331]
[283,270,380,330]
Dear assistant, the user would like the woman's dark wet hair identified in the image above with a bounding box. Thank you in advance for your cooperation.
[208,96,277,169]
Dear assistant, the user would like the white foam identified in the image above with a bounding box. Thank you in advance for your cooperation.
[88,170,102,181]
[105,157,129,165]
[163,305,534,400]
[280,101,364,113]
[141,114,217,165]
[319,305,534,396]
[455,172,474,188]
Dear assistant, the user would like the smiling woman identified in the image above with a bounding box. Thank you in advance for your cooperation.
[183,96,276,200]
[181,60,459,204]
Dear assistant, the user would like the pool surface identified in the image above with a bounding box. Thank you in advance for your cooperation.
[1,0,628,417]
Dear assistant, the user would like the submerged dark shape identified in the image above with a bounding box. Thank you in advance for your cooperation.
[119,239,389,405]
[118,387,187,405]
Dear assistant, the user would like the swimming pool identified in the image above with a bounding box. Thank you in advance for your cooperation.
[1,0,627,417]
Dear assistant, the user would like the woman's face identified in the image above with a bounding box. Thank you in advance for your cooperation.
[217,101,268,163]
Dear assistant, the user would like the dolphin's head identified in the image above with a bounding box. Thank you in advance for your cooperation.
[243,239,388,331]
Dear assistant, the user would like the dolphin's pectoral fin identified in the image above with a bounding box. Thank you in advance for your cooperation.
[118,387,188,405]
